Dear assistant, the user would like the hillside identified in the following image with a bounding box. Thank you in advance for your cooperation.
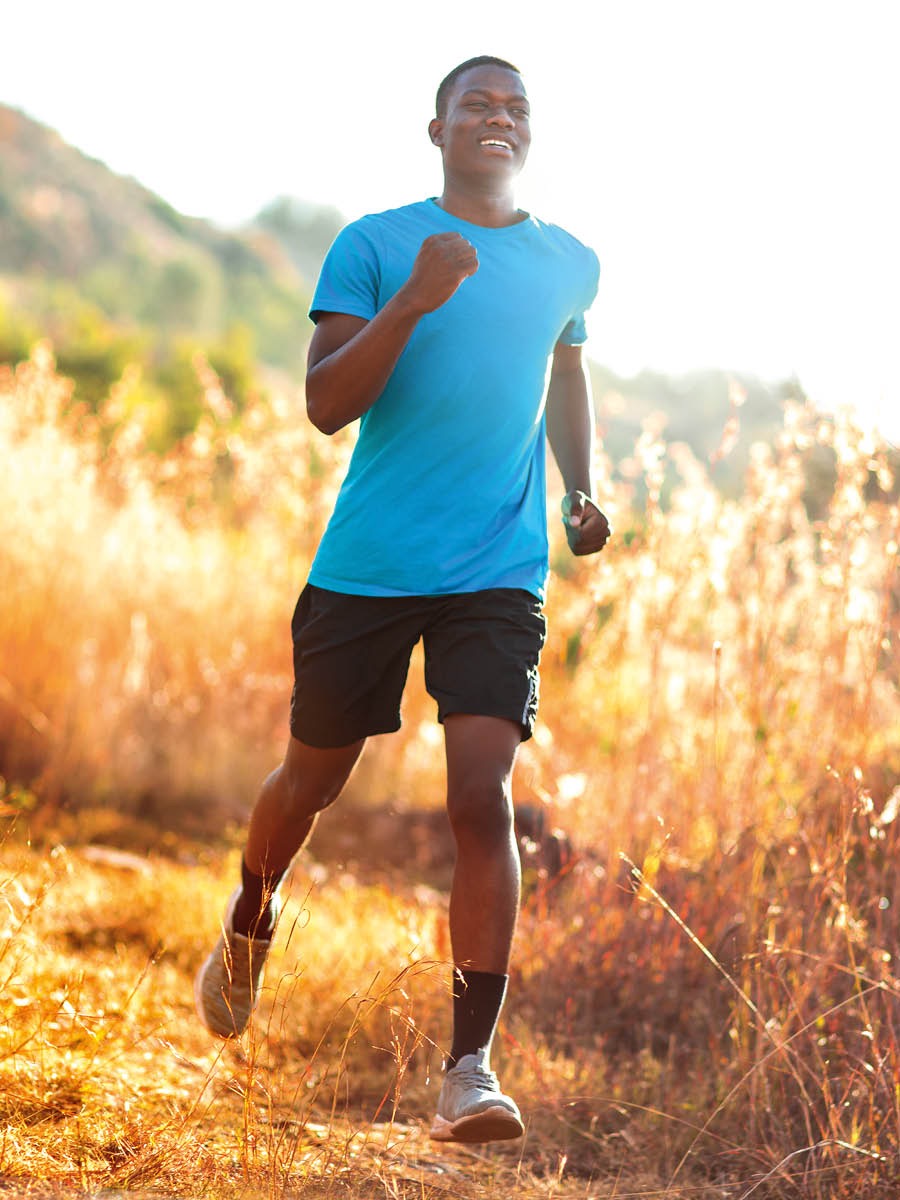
[0,100,807,478]
[0,103,325,371]
[589,362,806,496]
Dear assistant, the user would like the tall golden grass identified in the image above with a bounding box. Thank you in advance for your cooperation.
[2,343,900,1197]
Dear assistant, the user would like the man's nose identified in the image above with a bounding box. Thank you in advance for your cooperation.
[485,107,515,127]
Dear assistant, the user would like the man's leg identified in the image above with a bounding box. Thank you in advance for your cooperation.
[195,734,364,1037]
[235,734,366,934]
[430,713,525,1142]
[445,714,521,978]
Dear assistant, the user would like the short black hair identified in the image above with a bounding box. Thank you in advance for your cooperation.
[435,56,523,118]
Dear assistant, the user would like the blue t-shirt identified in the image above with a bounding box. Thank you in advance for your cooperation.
[307,199,599,601]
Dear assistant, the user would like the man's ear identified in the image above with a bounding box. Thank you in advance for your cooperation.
[428,118,444,147]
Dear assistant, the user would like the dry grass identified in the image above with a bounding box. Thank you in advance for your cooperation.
[1,344,900,1197]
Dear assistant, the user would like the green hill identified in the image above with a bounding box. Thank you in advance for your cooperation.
[0,102,329,372]
[0,100,814,486]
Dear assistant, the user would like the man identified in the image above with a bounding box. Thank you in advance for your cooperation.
[195,55,610,1144]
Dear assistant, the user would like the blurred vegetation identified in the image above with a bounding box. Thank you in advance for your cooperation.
[2,344,900,1197]
[0,289,262,449]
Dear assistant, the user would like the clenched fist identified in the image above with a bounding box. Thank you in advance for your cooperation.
[401,233,479,315]
[562,491,612,556]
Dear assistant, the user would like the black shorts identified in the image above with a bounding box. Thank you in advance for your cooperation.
[289,584,547,748]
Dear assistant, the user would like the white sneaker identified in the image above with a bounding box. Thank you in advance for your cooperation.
[193,886,280,1038]
[430,1050,524,1143]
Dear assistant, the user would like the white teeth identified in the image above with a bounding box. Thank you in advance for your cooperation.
[481,139,512,149]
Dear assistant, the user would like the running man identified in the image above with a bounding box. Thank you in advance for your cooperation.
[195,55,611,1144]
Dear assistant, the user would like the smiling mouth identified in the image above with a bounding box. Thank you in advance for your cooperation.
[479,138,515,151]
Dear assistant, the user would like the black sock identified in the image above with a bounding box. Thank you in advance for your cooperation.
[448,968,508,1069]
[232,858,284,939]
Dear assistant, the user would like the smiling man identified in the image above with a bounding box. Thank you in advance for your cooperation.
[195,55,610,1144]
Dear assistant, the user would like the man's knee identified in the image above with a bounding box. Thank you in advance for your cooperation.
[447,776,515,844]
[277,737,363,822]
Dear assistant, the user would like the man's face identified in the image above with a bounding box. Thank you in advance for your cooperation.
[429,65,531,181]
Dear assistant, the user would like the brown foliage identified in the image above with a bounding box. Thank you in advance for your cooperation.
[2,346,900,1196]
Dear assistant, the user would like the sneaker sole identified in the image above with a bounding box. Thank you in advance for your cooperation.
[430,1106,524,1143]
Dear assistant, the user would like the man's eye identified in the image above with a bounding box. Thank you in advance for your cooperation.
[513,109,530,118]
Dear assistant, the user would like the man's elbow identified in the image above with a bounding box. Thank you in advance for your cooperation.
[306,403,340,436]
[305,379,343,436]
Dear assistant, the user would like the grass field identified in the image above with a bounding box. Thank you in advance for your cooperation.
[1,346,900,1198]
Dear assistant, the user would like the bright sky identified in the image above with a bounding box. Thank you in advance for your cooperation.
[4,0,898,438]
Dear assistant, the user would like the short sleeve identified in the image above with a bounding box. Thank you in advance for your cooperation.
[309,221,381,324]
[558,247,601,346]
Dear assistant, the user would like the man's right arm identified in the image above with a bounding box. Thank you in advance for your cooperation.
[306,232,479,435]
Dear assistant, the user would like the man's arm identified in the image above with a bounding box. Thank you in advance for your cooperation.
[545,341,611,555]
[306,232,478,435]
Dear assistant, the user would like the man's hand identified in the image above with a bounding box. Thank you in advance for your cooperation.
[306,234,478,434]
[562,491,611,556]
[400,233,479,315]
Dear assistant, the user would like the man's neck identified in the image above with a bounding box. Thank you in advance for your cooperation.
[436,180,525,229]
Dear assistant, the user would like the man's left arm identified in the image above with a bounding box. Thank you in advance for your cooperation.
[545,341,611,556]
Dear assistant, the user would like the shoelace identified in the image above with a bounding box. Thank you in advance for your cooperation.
[452,1062,499,1091]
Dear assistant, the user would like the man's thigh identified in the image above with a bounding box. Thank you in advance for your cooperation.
[422,589,546,741]
[289,585,425,748]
